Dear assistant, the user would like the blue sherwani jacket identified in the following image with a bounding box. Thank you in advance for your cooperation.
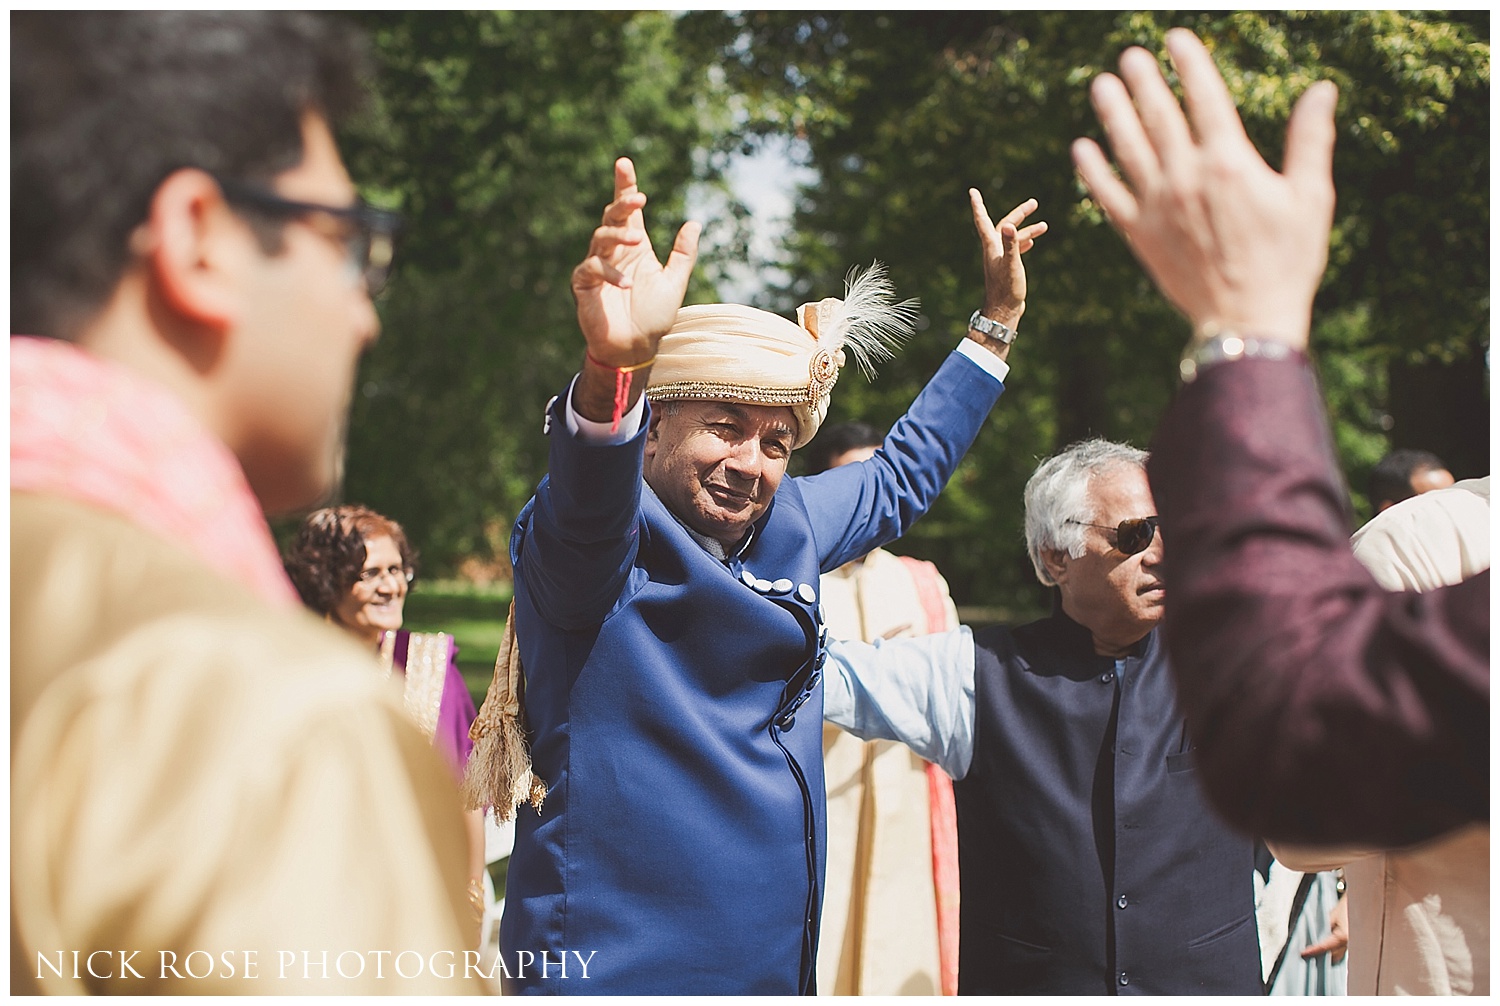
[503,351,1003,994]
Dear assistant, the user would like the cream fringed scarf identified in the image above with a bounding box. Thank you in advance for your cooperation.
[462,600,547,820]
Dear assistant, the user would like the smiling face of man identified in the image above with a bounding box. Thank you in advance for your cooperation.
[1042,464,1165,655]
[642,399,797,549]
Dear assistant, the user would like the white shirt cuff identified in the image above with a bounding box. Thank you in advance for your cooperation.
[955,337,1010,384]
[563,374,646,445]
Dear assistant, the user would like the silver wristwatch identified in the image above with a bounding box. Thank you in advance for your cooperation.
[968,310,1016,345]
[1179,329,1297,383]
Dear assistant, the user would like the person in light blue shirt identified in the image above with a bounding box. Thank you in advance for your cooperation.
[824,439,1261,995]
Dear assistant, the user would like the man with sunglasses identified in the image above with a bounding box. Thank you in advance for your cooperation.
[822,438,1260,994]
[12,13,480,992]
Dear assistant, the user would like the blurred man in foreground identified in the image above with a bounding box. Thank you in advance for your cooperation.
[1071,29,1487,846]
[12,12,481,992]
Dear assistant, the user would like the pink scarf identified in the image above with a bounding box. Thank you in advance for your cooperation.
[11,335,298,607]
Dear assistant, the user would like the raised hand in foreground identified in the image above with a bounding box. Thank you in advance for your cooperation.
[1071,29,1338,351]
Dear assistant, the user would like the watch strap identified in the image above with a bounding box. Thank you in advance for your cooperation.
[968,309,1016,345]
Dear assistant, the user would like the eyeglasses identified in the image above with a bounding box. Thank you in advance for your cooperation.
[1067,516,1160,556]
[212,175,401,296]
[356,563,414,587]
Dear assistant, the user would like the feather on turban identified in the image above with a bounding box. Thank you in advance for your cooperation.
[646,263,918,448]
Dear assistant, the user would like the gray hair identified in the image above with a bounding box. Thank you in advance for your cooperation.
[1024,438,1149,586]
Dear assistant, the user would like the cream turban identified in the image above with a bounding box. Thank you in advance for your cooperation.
[646,264,918,448]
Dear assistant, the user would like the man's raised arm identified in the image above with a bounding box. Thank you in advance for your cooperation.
[519,158,699,629]
[804,190,1046,570]
[1071,29,1487,845]
[569,156,700,425]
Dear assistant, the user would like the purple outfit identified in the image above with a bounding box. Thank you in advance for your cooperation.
[391,629,476,779]
[1148,357,1488,847]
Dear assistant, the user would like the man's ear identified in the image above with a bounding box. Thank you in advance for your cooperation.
[1041,548,1071,586]
[139,168,249,333]
[643,406,664,459]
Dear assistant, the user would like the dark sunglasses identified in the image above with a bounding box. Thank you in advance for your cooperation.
[1068,516,1160,556]
[212,175,401,296]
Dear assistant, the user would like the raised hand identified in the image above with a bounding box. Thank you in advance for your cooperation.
[572,157,701,369]
[967,190,1047,360]
[1071,29,1338,350]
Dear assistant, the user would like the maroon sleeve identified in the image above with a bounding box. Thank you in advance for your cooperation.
[1147,356,1488,846]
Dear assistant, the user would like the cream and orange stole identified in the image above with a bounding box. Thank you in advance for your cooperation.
[379,631,451,742]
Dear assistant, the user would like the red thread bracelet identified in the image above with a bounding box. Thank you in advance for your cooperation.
[586,351,656,433]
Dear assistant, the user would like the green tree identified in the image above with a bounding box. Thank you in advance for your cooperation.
[681,10,1488,615]
[331,11,734,576]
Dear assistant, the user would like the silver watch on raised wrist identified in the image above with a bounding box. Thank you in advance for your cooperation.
[1179,327,1297,383]
[968,310,1017,345]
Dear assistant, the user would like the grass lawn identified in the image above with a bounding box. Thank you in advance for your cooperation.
[401,580,513,711]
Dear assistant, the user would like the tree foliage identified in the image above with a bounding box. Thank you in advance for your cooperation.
[331,11,732,576]
[313,13,1486,621]
[678,10,1489,615]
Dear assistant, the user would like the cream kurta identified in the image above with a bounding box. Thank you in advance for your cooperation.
[819,547,958,995]
[1273,477,1489,996]
[12,495,484,994]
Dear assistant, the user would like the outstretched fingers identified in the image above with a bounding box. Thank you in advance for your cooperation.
[579,221,648,290]
[997,197,1040,230]
[601,190,647,228]
[1072,136,1139,230]
[587,225,646,254]
[661,220,702,292]
[971,190,1045,254]
[1088,70,1160,195]
[602,156,648,232]
[573,254,630,291]
[612,156,639,204]
[969,188,1003,253]
[1117,46,1195,169]
[1014,220,1048,254]
[1164,29,1248,151]
[1283,80,1339,200]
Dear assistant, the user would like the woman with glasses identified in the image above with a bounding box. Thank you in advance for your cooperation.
[284,505,486,933]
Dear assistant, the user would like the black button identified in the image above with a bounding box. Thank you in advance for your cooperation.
[1119,972,1129,986]
[1100,672,1115,683]
[777,715,795,730]
[1117,895,1128,909]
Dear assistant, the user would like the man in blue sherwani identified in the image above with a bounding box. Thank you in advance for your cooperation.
[487,158,1044,993]
[823,439,1262,994]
